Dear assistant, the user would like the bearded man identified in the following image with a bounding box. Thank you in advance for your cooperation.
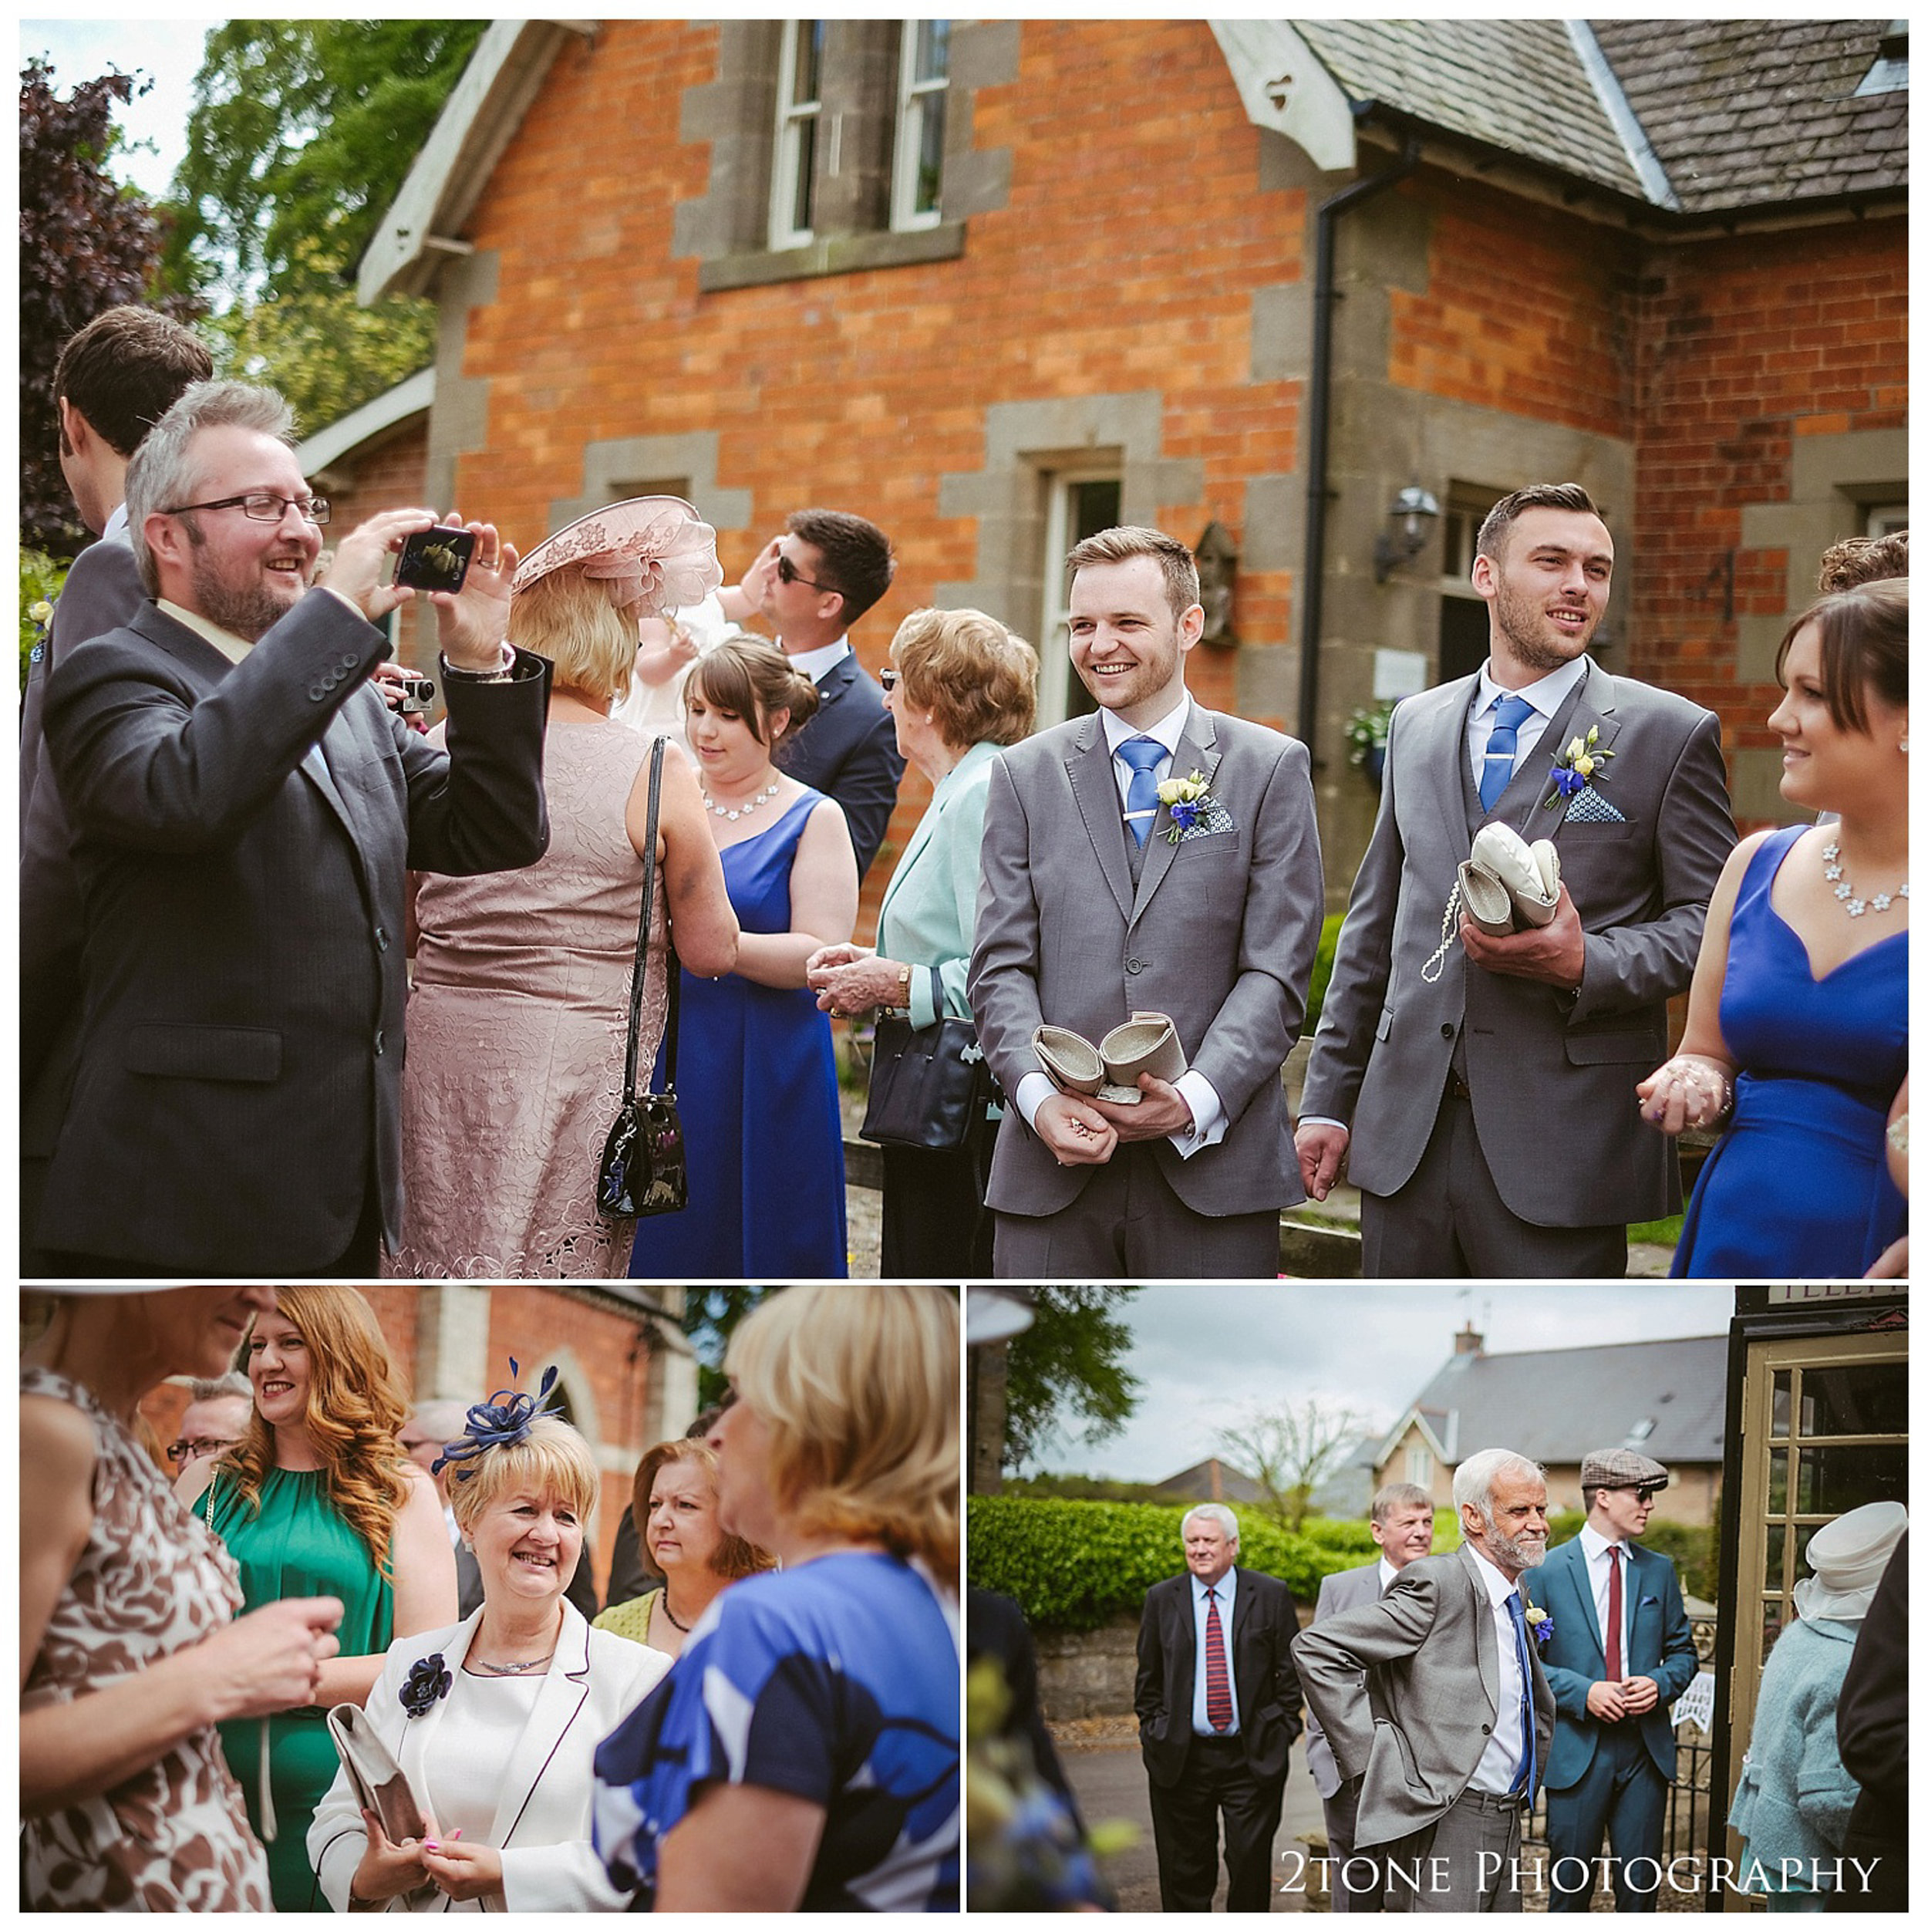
[37,380,549,1276]
[1296,483,1734,1277]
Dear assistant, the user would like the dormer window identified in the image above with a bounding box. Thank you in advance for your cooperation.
[1856,20,1907,96]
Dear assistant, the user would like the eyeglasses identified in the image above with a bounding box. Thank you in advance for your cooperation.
[774,553,831,592]
[166,1436,240,1465]
[879,667,900,692]
[161,491,331,526]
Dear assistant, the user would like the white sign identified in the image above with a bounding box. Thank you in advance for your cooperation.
[1765,1282,1902,1304]
[1672,1671,1716,1732]
[1372,648,1428,702]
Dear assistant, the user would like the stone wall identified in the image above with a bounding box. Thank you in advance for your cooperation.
[1033,1613,1141,1724]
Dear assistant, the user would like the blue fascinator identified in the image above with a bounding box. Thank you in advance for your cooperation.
[432,1357,562,1482]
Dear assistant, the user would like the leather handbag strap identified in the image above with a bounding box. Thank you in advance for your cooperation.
[620,738,682,1101]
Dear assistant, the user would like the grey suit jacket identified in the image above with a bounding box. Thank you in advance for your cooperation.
[21,534,147,1138]
[39,592,549,1272]
[967,700,1323,1218]
[1302,659,1734,1225]
[1293,1545,1555,1851]
[1304,1559,1385,1799]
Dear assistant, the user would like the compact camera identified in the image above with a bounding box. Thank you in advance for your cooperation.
[395,525,476,594]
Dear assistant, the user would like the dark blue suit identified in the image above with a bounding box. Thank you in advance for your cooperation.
[1535,1535,1697,1910]
[777,649,904,880]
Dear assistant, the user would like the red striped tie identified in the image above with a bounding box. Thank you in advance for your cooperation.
[1205,1586,1232,1732]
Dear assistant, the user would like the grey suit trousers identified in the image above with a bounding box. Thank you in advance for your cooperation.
[1384,1789,1528,1913]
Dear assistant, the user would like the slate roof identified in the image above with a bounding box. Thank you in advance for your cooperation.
[1150,1457,1266,1505]
[1294,19,1651,201]
[1287,18,1906,215]
[1589,18,1908,213]
[1390,1335,1727,1470]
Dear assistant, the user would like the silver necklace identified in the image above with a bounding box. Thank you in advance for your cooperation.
[1822,839,1909,918]
[702,777,780,821]
[470,1647,556,1675]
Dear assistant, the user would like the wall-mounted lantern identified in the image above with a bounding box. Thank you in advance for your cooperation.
[1373,485,1441,582]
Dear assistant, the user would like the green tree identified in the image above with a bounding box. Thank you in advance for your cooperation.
[162,21,484,430]
[682,1286,773,1412]
[1002,1286,1141,1471]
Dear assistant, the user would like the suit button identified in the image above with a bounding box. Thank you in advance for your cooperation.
[341,654,359,670]
[373,1030,386,1057]
[1441,1023,1455,1038]
[375,926,389,953]
[1126,957,1144,975]
[1481,1723,1492,1734]
[308,683,328,701]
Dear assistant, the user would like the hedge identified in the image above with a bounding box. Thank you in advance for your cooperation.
[967,1496,1384,1631]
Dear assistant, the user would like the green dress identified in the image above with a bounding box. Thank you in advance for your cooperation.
[201,1468,393,1912]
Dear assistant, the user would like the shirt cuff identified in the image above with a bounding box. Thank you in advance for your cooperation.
[442,642,517,682]
[1298,1114,1349,1135]
[1015,1071,1059,1133]
[1170,1071,1225,1158]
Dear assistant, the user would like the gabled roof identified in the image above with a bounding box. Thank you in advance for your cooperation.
[1292,19,1657,204]
[296,366,435,480]
[1589,18,1908,214]
[1150,1458,1266,1505]
[1378,1335,1727,1472]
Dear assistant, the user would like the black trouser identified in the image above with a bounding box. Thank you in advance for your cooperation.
[1148,1733,1286,1912]
[879,1104,997,1276]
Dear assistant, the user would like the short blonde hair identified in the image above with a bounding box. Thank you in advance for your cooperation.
[447,1414,600,1536]
[630,1437,774,1582]
[892,607,1037,750]
[510,568,638,707]
[724,1285,959,1589]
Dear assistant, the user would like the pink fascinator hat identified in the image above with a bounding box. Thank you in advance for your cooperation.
[513,495,722,619]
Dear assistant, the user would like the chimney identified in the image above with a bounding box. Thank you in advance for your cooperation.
[1454,1322,1484,1357]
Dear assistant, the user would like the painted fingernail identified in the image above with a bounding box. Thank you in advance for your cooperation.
[423,1842,439,1853]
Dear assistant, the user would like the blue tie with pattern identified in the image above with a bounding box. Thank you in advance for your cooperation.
[1506,1591,1537,1798]
[1479,693,1535,812]
[1118,736,1165,848]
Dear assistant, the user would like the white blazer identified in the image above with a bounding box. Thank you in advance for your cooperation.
[308,1601,669,1912]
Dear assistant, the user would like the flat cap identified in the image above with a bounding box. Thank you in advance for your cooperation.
[1580,1447,1670,1491]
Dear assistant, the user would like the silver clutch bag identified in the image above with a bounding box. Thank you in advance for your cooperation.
[1458,822,1562,936]
[1033,1011,1188,1105]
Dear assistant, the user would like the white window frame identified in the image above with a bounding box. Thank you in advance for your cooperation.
[1866,501,1908,536]
[770,19,824,251]
[890,20,949,232]
[1038,467,1121,729]
[1407,1441,1433,1488]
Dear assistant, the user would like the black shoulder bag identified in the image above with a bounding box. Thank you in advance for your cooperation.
[598,737,689,1217]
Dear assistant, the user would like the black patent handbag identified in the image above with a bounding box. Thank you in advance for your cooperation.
[598,739,689,1218]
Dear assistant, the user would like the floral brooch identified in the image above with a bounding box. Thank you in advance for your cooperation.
[1542,726,1616,811]
[1154,769,1219,845]
[400,1653,453,1718]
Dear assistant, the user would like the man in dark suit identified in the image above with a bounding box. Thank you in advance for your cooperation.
[720,507,904,878]
[37,379,549,1277]
[969,525,1323,1278]
[1135,1503,1303,1911]
[1831,1529,1906,1913]
[22,306,214,1273]
[1304,1482,1435,1911]
[1299,482,1735,1277]
[1294,1448,1556,1912]
[1535,1449,1699,1911]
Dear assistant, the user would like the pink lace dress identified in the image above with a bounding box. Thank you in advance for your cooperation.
[22,1366,271,1911]
[386,718,669,1277]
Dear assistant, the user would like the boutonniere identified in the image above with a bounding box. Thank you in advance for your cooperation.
[27,599,52,666]
[1522,1601,1554,1647]
[1154,769,1218,845]
[400,1652,453,1718]
[1542,726,1615,810]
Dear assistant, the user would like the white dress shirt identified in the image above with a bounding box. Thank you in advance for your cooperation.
[1013,690,1228,1157]
[102,501,130,543]
[1188,1566,1242,1736]
[1376,1555,1401,1593]
[1578,1522,1633,1674]
[1464,1546,1531,1797]
[1467,655,1589,788]
[785,635,852,683]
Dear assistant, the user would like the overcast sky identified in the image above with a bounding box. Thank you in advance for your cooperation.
[1030,1283,1736,1482]
[24,19,211,201]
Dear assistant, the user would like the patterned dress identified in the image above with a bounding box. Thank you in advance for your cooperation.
[21,1367,271,1911]
[386,718,670,1277]
[592,1553,960,1910]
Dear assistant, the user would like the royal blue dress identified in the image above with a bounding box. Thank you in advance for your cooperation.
[631,789,848,1280]
[591,1553,960,1911]
[1673,825,1907,1278]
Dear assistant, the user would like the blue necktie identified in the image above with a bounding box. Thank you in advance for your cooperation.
[1478,693,1535,811]
[1118,736,1165,848]
[1506,1592,1537,1798]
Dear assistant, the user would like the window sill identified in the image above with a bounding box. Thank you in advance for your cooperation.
[698,221,966,292]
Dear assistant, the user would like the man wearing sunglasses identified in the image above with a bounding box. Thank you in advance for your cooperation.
[717,507,905,878]
[1532,1448,1698,1912]
[35,379,550,1279]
